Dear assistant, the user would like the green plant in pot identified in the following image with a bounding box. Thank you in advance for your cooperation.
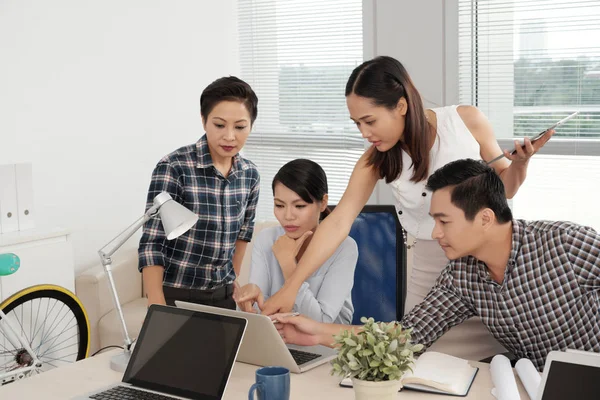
[331,317,424,400]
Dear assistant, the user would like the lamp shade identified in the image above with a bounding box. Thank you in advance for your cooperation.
[153,192,198,240]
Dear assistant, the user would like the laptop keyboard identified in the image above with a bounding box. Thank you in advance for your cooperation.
[90,386,177,400]
[289,348,321,365]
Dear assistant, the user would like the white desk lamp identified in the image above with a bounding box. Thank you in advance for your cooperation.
[98,192,198,372]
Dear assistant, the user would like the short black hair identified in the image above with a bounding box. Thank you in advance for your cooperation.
[200,76,258,125]
[272,159,330,220]
[426,159,513,223]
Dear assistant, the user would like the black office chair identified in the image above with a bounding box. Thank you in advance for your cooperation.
[330,205,407,324]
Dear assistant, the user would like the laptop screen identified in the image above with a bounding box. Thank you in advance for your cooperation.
[540,360,600,400]
[123,305,246,400]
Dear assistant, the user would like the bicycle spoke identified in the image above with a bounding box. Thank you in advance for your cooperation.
[0,339,17,356]
[40,332,79,358]
[38,301,68,347]
[11,303,33,347]
[0,287,89,381]
[39,352,78,364]
[35,320,76,354]
[31,297,42,348]
[42,360,59,369]
[29,298,56,348]
[1,358,17,369]
[37,313,74,354]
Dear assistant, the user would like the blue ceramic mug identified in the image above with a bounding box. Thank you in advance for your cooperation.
[248,366,290,400]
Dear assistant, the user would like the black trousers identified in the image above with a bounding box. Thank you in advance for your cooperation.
[163,284,236,310]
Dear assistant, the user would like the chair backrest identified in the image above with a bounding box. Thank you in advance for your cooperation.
[331,205,406,325]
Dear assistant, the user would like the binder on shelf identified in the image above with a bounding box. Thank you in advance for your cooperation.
[0,164,19,234]
[15,163,35,231]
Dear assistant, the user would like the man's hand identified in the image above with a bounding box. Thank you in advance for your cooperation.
[272,231,313,280]
[233,283,264,313]
[272,314,326,347]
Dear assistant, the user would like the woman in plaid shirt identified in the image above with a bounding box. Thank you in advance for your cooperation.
[138,76,260,310]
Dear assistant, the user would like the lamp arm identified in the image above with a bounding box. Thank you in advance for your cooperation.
[98,205,159,262]
[96,204,159,353]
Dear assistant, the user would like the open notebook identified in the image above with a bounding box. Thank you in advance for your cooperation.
[340,352,479,397]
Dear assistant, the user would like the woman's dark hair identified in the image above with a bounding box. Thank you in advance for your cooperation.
[426,159,513,223]
[200,76,258,125]
[272,159,331,220]
[345,56,433,183]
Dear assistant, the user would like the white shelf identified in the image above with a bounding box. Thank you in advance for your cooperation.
[0,227,74,302]
[0,227,70,247]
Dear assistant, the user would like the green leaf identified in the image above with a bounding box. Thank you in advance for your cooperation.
[369,360,381,367]
[412,344,424,352]
[329,315,423,382]
[373,343,383,358]
[366,332,376,346]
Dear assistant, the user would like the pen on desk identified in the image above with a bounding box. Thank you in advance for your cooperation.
[271,312,300,322]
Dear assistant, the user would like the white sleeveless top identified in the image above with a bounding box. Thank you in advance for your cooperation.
[388,105,481,240]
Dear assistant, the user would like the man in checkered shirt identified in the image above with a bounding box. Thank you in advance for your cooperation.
[273,158,600,372]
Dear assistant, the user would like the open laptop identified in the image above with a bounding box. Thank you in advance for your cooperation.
[74,305,247,400]
[175,301,337,374]
[536,350,600,400]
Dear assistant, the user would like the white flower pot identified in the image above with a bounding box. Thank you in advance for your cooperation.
[351,378,402,400]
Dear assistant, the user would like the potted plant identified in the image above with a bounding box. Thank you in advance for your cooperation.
[331,317,424,400]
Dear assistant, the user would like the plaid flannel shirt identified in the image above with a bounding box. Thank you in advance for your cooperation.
[138,135,260,290]
[400,219,600,371]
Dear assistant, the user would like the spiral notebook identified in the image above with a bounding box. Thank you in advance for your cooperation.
[339,352,478,397]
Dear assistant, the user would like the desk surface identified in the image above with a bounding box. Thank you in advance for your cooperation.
[0,350,529,399]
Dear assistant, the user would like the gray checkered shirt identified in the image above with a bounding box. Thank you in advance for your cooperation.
[400,219,600,371]
[138,135,260,290]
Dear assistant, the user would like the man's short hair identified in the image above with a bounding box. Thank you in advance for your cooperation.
[426,159,513,223]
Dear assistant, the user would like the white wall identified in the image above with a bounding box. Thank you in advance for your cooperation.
[363,0,458,204]
[0,0,239,271]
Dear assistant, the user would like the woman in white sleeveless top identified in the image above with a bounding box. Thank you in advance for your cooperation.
[255,56,553,360]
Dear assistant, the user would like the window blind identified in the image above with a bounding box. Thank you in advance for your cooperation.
[458,0,600,143]
[458,0,600,230]
[237,0,364,221]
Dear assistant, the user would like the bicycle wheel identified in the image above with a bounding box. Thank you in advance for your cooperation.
[0,285,90,382]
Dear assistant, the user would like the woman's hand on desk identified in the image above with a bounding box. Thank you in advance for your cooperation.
[233,283,264,313]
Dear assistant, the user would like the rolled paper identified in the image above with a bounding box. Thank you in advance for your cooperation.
[490,355,521,400]
[515,358,541,400]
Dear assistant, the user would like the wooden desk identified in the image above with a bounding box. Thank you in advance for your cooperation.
[0,350,529,399]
